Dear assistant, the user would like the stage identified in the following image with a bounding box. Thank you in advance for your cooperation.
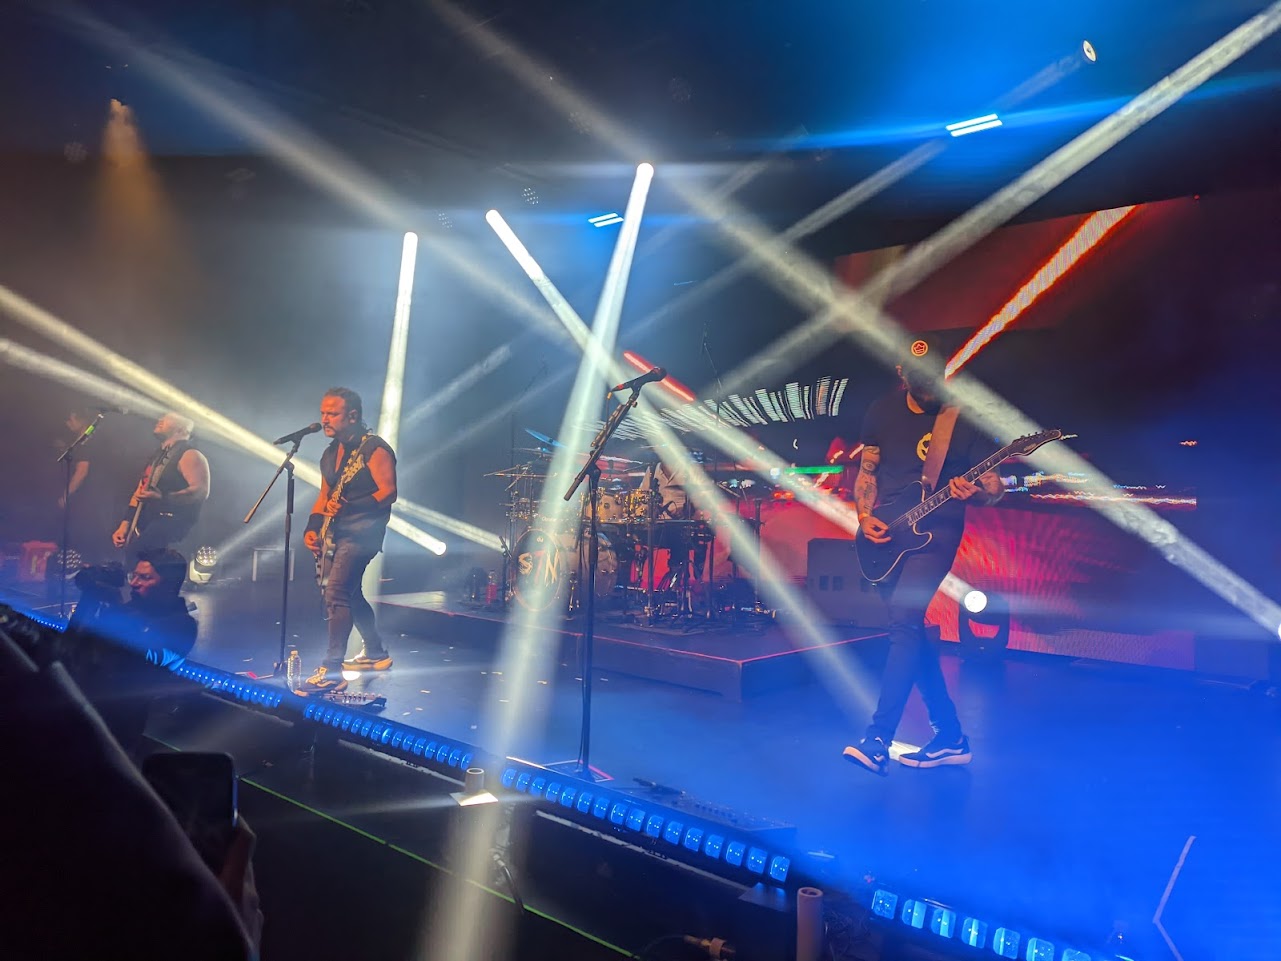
[375,590,885,701]
[7,574,1276,958]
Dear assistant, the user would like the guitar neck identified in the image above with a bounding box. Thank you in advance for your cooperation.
[893,447,1010,529]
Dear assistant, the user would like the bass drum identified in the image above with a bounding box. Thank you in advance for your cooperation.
[580,531,619,602]
[510,527,618,612]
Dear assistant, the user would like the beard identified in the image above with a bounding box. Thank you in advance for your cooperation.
[905,378,942,413]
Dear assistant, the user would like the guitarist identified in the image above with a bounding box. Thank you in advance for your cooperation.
[111,413,210,553]
[299,387,397,694]
[843,335,1003,776]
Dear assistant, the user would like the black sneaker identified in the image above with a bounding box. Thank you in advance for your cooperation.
[896,734,972,768]
[296,666,347,695]
[842,736,890,776]
[342,652,393,671]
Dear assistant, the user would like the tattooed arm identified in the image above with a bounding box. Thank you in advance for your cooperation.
[976,468,1004,505]
[854,446,891,543]
[947,469,1004,506]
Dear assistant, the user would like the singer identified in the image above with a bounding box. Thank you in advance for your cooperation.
[112,412,211,553]
[297,387,397,694]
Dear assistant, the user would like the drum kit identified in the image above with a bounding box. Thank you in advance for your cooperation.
[488,430,775,626]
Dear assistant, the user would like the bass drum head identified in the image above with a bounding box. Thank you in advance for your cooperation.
[511,527,572,612]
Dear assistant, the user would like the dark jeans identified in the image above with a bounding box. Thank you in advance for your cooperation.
[130,514,195,556]
[323,539,388,668]
[866,531,963,744]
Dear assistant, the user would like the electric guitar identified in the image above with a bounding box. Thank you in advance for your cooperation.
[315,434,374,588]
[123,446,178,550]
[855,429,1069,584]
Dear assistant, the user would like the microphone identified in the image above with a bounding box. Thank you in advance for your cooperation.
[609,367,667,393]
[273,422,322,445]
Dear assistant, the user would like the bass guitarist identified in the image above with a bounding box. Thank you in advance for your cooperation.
[112,413,210,554]
[299,387,396,694]
[843,335,1003,776]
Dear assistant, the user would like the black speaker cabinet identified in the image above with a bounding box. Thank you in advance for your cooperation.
[805,538,886,628]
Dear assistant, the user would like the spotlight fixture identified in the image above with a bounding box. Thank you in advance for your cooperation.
[436,211,454,230]
[589,212,624,227]
[189,546,218,585]
[1082,39,1097,62]
[963,589,988,614]
[958,589,1009,658]
[51,549,82,580]
[521,186,540,206]
[945,113,1002,137]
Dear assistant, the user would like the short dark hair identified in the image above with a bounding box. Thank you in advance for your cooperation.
[136,548,187,594]
[323,386,363,421]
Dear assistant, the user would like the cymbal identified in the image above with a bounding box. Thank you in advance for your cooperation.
[486,466,547,478]
[524,428,565,448]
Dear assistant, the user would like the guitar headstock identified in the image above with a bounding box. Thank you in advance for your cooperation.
[1006,429,1069,457]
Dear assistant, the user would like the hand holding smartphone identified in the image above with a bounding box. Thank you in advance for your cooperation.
[142,751,238,873]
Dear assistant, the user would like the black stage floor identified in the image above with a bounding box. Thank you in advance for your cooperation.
[9,577,1281,959]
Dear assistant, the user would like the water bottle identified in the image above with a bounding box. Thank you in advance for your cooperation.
[286,647,303,691]
[485,570,498,605]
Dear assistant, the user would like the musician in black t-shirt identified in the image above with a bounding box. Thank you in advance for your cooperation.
[55,410,94,511]
[299,387,396,694]
[112,413,210,554]
[842,335,1003,776]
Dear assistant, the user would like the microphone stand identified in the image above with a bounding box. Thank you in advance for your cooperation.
[55,411,107,620]
[243,435,306,679]
[552,384,644,781]
[701,325,728,620]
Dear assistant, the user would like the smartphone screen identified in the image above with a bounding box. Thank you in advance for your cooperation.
[142,751,238,872]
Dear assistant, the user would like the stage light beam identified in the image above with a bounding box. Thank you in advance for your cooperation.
[377,232,419,451]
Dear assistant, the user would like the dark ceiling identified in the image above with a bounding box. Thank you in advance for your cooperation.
[1,0,1279,250]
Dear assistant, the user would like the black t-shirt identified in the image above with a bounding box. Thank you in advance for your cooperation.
[320,432,396,550]
[860,390,995,531]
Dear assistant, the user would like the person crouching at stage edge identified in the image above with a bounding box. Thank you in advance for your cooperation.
[842,334,1003,775]
[112,412,210,553]
[299,387,396,694]
[65,548,199,756]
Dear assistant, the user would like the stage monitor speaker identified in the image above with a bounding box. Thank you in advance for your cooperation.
[805,538,885,628]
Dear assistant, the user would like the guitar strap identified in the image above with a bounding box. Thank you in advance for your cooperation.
[920,406,959,494]
[145,444,179,490]
[326,433,375,517]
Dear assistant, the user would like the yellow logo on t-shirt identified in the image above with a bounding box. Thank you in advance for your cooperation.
[916,431,931,462]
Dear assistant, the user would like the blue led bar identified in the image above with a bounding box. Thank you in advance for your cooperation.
[498,761,791,888]
[869,887,1119,961]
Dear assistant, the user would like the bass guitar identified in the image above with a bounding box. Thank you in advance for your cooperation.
[855,429,1068,584]
[123,446,178,550]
